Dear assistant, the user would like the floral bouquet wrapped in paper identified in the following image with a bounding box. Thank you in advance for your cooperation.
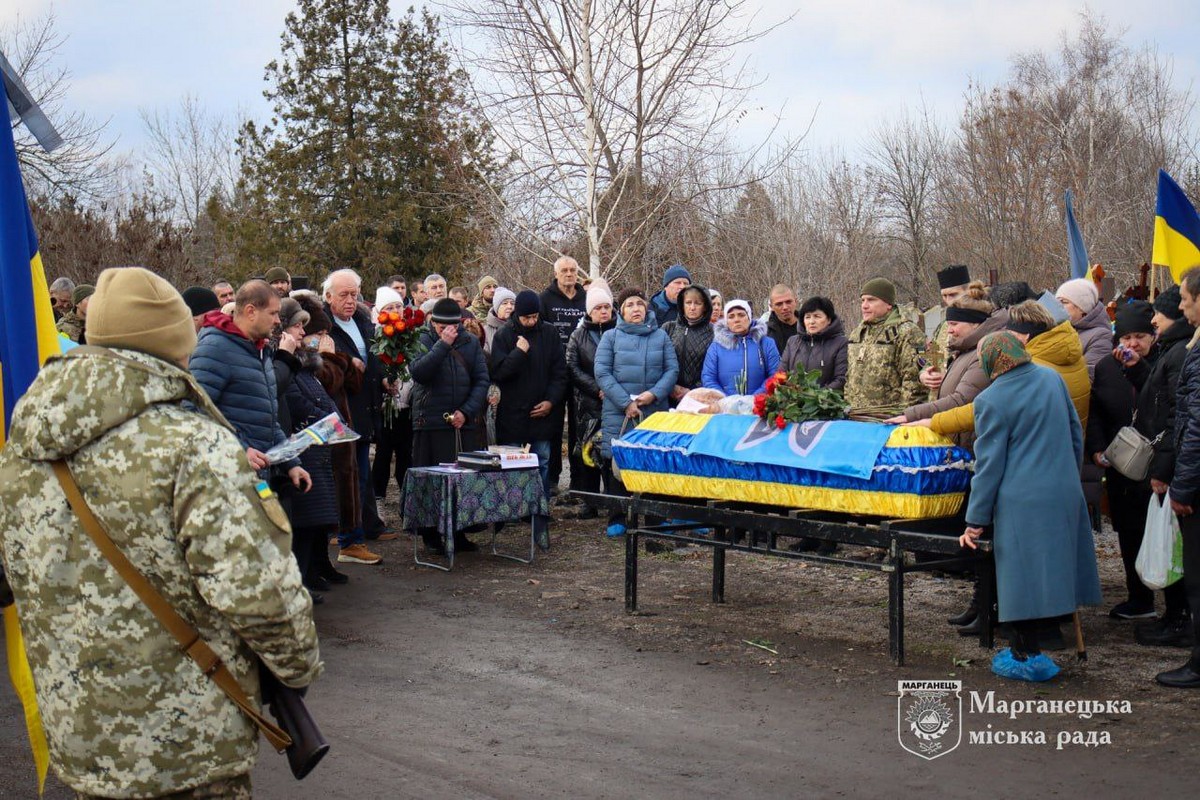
[371,305,427,382]
[265,412,361,465]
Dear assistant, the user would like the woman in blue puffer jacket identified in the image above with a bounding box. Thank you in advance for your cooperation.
[594,288,679,536]
[702,299,780,396]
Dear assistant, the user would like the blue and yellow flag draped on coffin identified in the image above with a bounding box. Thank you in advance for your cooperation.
[0,91,58,792]
[612,413,973,520]
[1153,169,1200,284]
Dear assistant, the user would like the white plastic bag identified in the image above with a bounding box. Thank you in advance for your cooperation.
[1136,494,1183,590]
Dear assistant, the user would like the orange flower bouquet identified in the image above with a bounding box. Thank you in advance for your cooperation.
[371,306,427,383]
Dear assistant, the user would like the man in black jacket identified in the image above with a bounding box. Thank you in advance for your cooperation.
[1163,268,1200,688]
[765,284,802,354]
[492,290,568,500]
[323,269,391,565]
[539,257,587,496]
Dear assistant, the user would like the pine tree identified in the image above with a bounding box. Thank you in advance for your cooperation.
[234,0,497,285]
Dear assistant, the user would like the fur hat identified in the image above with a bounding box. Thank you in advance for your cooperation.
[294,293,331,336]
[87,267,196,366]
[279,297,310,331]
[1055,278,1099,314]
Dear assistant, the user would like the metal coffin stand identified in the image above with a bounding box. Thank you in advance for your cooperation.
[572,490,994,666]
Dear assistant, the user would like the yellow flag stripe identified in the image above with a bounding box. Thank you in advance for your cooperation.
[1153,216,1200,284]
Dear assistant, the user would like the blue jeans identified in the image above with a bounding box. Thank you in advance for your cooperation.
[528,440,552,498]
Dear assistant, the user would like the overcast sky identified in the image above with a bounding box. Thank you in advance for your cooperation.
[4,0,1198,162]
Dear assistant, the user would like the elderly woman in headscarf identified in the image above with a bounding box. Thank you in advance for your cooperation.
[959,331,1102,681]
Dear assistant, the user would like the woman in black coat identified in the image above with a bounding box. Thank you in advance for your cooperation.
[780,296,849,389]
[566,285,617,517]
[662,284,714,403]
[489,290,568,497]
[1086,301,1157,622]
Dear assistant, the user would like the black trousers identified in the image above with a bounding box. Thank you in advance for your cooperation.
[1175,512,1200,668]
[1107,470,1155,609]
[372,407,412,499]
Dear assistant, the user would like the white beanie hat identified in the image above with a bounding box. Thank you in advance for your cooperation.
[373,286,404,322]
[724,298,752,319]
[586,284,614,315]
[1055,279,1099,314]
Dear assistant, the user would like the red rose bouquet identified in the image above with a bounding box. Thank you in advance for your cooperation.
[371,306,427,383]
[753,367,848,428]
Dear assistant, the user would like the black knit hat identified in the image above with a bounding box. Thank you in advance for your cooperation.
[989,281,1037,309]
[1114,300,1155,339]
[1154,285,1185,321]
[799,296,836,321]
[431,297,463,324]
[513,289,540,318]
[181,286,221,317]
[937,264,970,290]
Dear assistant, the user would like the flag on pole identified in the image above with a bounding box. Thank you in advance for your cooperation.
[1065,189,1090,280]
[0,78,58,793]
[1153,169,1200,284]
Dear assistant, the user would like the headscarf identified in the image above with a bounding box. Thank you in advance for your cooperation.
[978,331,1031,380]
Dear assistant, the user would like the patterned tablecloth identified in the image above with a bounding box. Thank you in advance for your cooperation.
[401,466,550,553]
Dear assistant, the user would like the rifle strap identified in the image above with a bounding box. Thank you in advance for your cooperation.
[50,460,292,752]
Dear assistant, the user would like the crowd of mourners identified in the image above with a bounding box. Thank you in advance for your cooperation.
[43,258,1200,688]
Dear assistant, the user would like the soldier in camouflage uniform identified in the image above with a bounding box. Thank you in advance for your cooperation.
[844,277,926,411]
[54,283,93,343]
[0,268,322,800]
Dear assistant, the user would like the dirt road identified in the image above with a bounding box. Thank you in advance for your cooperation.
[0,522,1193,798]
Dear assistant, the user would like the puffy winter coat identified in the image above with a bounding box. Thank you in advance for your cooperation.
[285,349,342,529]
[1074,302,1113,380]
[931,320,1091,437]
[566,316,616,427]
[594,317,679,456]
[779,317,849,390]
[409,323,490,432]
[190,319,293,463]
[661,285,714,390]
[702,318,781,396]
[490,318,568,443]
[324,304,381,441]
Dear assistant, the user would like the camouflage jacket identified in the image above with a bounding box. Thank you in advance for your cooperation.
[0,347,322,798]
[54,310,84,343]
[844,307,926,411]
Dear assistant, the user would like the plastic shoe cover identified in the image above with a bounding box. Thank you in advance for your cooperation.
[991,648,1060,682]
[605,523,627,538]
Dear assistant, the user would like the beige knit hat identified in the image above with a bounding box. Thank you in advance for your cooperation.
[86,267,197,366]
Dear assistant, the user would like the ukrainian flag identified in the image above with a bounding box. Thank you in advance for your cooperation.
[1153,169,1200,284]
[0,91,57,792]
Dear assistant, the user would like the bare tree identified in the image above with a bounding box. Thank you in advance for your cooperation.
[2,11,119,201]
[140,94,240,224]
[867,103,947,306]
[446,0,798,283]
